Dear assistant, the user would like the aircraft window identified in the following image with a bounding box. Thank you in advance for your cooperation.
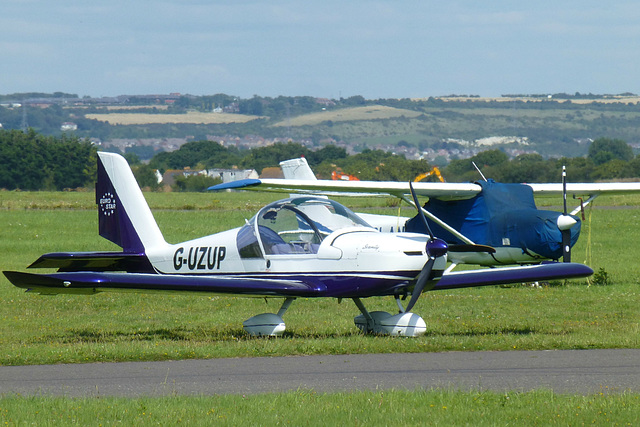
[236,222,263,258]
[245,197,372,257]
[292,197,371,232]
[257,205,322,255]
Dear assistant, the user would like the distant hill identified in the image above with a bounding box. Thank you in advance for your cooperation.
[3,93,640,160]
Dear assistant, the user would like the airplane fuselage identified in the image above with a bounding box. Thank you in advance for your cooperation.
[148,225,441,298]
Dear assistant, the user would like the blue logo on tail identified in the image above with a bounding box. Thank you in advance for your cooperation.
[96,156,144,253]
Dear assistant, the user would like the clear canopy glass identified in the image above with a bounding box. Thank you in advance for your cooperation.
[237,197,371,257]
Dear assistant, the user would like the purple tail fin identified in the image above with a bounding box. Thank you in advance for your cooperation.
[96,152,167,253]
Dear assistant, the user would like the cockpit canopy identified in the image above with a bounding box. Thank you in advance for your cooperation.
[237,196,372,258]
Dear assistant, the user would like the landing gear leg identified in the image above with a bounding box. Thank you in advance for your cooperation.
[277,297,295,317]
[352,298,377,333]
[394,294,406,313]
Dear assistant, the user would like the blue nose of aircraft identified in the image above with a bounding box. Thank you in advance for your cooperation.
[492,209,581,260]
[406,207,581,262]
[426,238,448,258]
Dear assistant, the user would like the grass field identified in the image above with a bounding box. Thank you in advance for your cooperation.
[272,105,423,127]
[1,190,639,422]
[1,190,639,367]
[85,104,422,127]
[85,111,263,125]
[2,389,638,425]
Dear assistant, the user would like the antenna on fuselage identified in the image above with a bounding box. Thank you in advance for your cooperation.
[472,162,488,182]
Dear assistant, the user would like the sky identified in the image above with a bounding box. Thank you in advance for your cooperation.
[3,1,640,100]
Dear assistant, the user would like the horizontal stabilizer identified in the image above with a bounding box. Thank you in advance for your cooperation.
[436,262,593,291]
[28,252,154,273]
[3,271,328,298]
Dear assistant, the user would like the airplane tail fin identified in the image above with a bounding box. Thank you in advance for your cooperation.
[280,157,317,180]
[96,152,167,253]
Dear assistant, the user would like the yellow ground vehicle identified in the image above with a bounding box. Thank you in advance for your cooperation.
[414,166,445,183]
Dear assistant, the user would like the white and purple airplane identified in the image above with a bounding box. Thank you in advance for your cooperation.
[4,152,592,337]
[215,157,640,269]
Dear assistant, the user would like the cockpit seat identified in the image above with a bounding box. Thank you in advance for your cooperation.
[259,226,289,255]
[270,243,293,254]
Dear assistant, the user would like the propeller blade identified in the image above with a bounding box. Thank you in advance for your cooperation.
[405,257,435,313]
[560,165,572,262]
[408,181,434,239]
[562,229,572,262]
[405,238,448,313]
[406,182,448,312]
[448,244,496,254]
[562,165,568,216]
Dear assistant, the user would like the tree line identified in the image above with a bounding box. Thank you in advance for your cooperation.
[0,129,95,190]
[140,136,640,185]
[1,129,638,191]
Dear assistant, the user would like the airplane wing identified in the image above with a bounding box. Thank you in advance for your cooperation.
[4,261,591,297]
[3,271,327,298]
[209,178,481,200]
[529,182,640,197]
[435,262,592,290]
[211,178,640,200]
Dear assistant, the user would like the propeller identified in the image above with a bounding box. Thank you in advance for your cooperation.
[558,165,577,262]
[405,182,448,312]
[448,244,496,254]
[405,238,447,313]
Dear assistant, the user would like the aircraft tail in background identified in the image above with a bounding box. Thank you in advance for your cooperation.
[280,157,317,180]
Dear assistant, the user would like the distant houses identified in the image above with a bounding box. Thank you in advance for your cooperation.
[60,122,78,132]
[160,166,258,187]
[207,167,259,183]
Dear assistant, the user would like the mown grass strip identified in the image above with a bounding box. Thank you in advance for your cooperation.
[1,389,638,425]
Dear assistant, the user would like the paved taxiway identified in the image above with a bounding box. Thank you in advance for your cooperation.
[1,349,638,397]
